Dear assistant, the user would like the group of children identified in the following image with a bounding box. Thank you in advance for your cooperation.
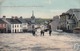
[32,24,52,36]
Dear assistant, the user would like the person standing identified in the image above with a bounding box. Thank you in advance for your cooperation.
[40,25,45,36]
[32,25,36,36]
[48,24,52,36]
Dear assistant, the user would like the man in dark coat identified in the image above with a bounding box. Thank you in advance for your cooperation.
[48,24,52,36]
[32,25,36,36]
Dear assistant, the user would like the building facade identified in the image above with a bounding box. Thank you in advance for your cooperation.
[18,16,28,32]
[50,16,60,31]
[60,9,80,32]
[67,9,80,28]
[2,16,22,33]
[0,19,7,33]
[67,9,80,33]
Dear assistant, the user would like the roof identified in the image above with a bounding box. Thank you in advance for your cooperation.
[18,18,29,23]
[18,18,31,24]
[24,19,31,24]
[0,19,6,24]
[67,9,80,20]
[6,18,22,24]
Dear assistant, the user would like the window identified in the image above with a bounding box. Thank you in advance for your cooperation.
[23,23,26,25]
[68,17,70,19]
[17,25,19,27]
[3,24,5,27]
[20,25,22,27]
[15,25,16,28]
[67,22,68,24]
[12,25,14,28]
[68,26,69,30]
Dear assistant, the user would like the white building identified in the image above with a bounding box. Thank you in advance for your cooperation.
[50,16,60,31]
[2,16,22,33]
[18,17,28,32]
[11,24,22,33]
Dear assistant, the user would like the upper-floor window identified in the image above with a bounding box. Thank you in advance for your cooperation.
[0,24,2,27]
[67,22,68,24]
[3,24,5,27]
[17,25,19,27]
[23,23,26,25]
[20,25,22,27]
[68,17,70,19]
[12,25,14,28]
[15,25,16,28]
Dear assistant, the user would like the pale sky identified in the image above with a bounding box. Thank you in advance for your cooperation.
[0,0,80,18]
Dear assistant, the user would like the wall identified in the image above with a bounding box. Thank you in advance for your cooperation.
[11,24,22,33]
[50,16,60,31]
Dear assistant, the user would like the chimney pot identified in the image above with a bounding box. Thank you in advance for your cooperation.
[12,16,15,19]
[20,16,22,18]
[2,16,6,19]
[15,16,18,19]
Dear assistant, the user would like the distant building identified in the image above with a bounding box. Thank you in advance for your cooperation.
[60,9,80,32]
[67,9,80,28]
[2,16,22,33]
[18,16,28,32]
[0,18,7,33]
[60,13,75,32]
[27,11,36,31]
[31,11,36,24]
[67,9,80,33]
[50,16,60,31]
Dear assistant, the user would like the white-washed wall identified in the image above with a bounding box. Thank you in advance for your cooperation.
[11,24,22,33]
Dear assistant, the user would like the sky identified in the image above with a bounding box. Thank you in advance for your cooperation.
[0,0,80,18]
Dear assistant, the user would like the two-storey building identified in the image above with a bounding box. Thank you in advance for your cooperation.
[0,19,7,33]
[2,16,22,33]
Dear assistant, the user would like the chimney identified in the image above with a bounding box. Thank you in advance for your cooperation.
[2,16,6,20]
[12,16,15,19]
[15,16,18,19]
[20,16,23,19]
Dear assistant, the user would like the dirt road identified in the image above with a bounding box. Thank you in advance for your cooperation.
[0,32,80,51]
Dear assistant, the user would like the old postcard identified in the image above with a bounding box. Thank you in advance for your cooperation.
[0,0,80,51]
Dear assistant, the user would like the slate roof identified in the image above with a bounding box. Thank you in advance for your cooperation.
[24,19,31,24]
[18,18,27,23]
[0,19,6,24]
[6,18,22,24]
[18,18,31,24]
[67,9,80,20]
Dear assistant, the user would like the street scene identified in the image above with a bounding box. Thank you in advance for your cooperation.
[0,0,80,51]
